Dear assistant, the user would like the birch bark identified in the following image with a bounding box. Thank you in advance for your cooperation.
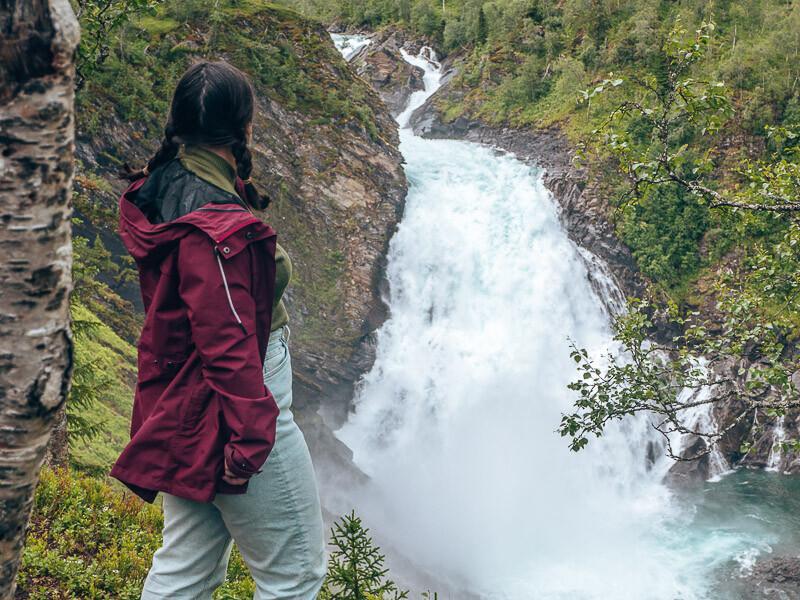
[0,1,79,596]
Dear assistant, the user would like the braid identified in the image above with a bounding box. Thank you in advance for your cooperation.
[232,137,270,209]
[147,123,180,174]
[121,124,179,182]
[232,136,252,181]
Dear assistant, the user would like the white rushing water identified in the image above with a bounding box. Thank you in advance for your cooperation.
[330,33,371,61]
[330,37,791,599]
[766,414,787,472]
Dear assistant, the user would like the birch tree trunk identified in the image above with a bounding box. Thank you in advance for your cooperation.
[0,1,79,596]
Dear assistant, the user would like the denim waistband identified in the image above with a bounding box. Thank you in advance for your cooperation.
[268,324,290,347]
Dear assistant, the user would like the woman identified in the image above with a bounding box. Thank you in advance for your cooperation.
[110,60,326,599]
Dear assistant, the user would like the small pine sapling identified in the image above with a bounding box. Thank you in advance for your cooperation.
[321,511,409,600]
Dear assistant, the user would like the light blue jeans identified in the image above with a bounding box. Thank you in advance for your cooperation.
[141,326,326,599]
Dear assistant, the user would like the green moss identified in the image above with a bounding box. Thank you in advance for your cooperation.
[266,194,356,358]
[68,304,137,475]
[133,15,180,35]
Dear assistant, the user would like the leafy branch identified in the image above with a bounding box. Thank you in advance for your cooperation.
[579,20,800,213]
[73,0,162,89]
[559,299,800,460]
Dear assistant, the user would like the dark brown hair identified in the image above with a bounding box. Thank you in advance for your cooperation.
[125,60,268,209]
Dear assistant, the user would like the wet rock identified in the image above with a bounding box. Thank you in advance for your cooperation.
[734,556,800,599]
[664,437,713,487]
[347,28,426,116]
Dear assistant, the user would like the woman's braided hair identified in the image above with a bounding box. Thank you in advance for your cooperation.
[123,60,269,209]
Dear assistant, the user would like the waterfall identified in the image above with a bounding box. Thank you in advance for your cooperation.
[767,415,787,472]
[328,37,796,599]
[396,47,442,127]
[330,33,371,60]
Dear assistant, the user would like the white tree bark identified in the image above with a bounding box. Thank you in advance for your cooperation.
[0,1,79,596]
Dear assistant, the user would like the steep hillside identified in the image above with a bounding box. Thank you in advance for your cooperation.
[68,304,137,475]
[72,1,407,481]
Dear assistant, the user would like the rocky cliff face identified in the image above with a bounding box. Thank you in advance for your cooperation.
[340,27,425,117]
[73,5,407,486]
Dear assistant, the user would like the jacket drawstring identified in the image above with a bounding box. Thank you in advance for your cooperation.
[215,248,247,334]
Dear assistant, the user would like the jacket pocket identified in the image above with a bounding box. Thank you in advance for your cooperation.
[181,385,213,431]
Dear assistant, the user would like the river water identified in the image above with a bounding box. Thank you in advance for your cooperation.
[331,37,800,600]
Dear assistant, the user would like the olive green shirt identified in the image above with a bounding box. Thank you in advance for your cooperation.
[180,145,291,331]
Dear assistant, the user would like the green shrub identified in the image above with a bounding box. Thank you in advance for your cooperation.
[618,184,709,289]
[18,471,426,600]
[17,469,258,599]
[18,468,163,599]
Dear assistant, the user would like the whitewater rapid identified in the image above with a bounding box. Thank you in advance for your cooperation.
[329,38,798,599]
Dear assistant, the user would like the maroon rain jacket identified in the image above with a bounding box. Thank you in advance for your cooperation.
[110,175,280,503]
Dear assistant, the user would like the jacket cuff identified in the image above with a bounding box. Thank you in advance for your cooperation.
[224,446,262,479]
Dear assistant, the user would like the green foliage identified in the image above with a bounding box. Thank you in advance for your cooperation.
[18,472,425,599]
[561,293,800,457]
[72,233,128,306]
[411,0,442,39]
[320,511,408,600]
[66,303,138,474]
[73,0,162,88]
[76,0,383,138]
[67,225,140,455]
[563,19,800,456]
[290,0,800,138]
[18,468,163,599]
[496,53,552,108]
[16,468,260,598]
[68,309,113,444]
[617,184,708,286]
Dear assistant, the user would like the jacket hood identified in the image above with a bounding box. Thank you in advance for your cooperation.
[119,176,275,264]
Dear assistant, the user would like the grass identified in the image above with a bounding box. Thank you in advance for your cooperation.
[132,14,180,35]
[16,468,258,599]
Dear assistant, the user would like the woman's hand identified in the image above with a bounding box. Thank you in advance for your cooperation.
[223,461,249,486]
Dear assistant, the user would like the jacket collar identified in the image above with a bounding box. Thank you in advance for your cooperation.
[119,178,275,263]
[179,145,238,196]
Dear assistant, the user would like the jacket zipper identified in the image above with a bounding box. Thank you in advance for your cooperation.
[214,248,247,334]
